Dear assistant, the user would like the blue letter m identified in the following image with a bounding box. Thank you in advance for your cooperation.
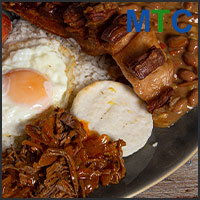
[127,10,150,32]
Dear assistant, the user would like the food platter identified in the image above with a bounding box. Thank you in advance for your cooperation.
[88,107,198,197]
[2,2,198,198]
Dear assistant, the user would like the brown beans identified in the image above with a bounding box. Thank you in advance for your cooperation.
[177,14,198,25]
[183,2,198,13]
[178,23,197,34]
[167,36,188,48]
[169,97,180,109]
[183,51,198,67]
[188,14,198,24]
[178,69,196,82]
[178,22,188,29]
[188,88,198,107]
[192,3,199,13]
[187,39,198,52]
[169,49,183,56]
[178,79,198,88]
[173,60,183,67]
[172,98,188,113]
[184,2,193,10]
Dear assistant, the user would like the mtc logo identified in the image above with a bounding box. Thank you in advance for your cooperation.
[127,9,192,33]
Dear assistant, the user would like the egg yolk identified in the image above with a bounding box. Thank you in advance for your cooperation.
[3,69,52,108]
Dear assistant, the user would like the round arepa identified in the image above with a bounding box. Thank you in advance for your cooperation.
[71,80,153,157]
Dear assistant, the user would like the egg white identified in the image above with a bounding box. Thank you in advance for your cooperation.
[2,38,74,143]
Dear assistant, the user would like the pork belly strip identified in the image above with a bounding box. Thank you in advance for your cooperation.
[113,31,174,102]
[2,2,174,104]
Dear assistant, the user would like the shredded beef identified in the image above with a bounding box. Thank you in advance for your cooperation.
[2,108,126,198]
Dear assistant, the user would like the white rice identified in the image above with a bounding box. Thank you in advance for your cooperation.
[2,19,114,151]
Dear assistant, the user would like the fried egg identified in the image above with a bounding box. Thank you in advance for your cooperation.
[2,38,74,148]
[71,81,153,157]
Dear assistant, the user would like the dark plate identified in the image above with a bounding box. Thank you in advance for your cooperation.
[89,107,198,197]
[3,9,198,198]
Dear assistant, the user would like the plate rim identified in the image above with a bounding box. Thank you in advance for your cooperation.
[124,146,198,198]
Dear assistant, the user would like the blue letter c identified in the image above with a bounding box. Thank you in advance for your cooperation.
[172,9,192,33]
